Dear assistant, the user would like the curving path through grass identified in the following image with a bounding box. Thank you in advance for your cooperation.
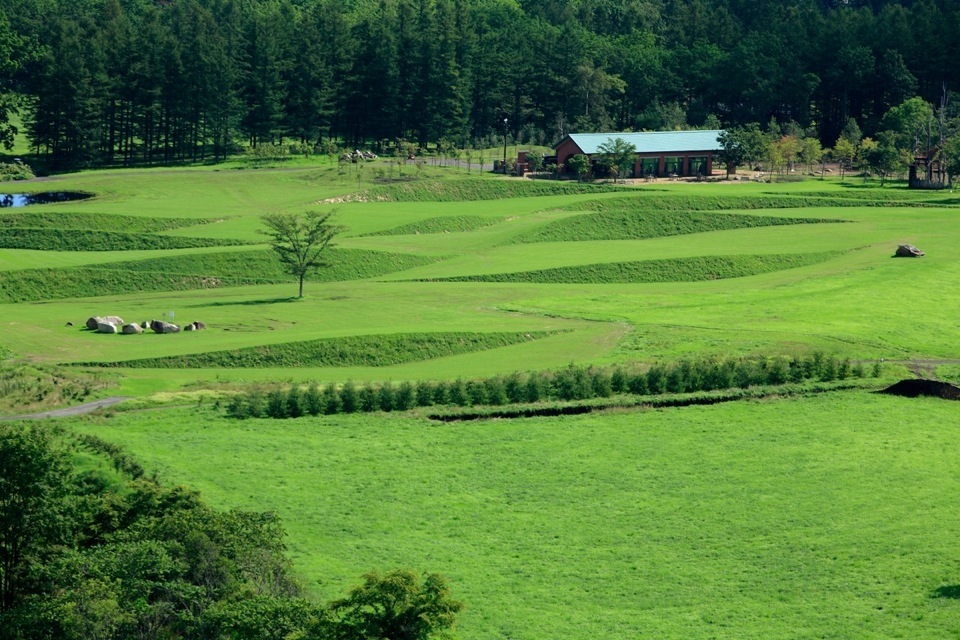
[0,396,131,420]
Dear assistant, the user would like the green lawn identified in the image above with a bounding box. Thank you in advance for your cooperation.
[1,166,957,395]
[6,163,960,638]
[73,391,960,640]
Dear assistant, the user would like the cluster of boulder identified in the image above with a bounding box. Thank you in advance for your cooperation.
[85,316,206,335]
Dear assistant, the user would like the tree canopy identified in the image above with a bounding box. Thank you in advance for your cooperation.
[5,0,960,168]
[261,211,339,298]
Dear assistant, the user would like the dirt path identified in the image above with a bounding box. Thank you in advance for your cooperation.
[0,396,131,421]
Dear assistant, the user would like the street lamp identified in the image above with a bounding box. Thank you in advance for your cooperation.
[502,117,508,174]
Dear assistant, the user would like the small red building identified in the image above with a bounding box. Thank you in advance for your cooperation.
[554,129,724,178]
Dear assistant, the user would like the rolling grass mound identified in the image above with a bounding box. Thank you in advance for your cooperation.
[507,209,841,244]
[80,331,559,368]
[766,189,960,204]
[340,179,627,202]
[94,248,440,282]
[565,194,941,212]
[359,215,504,236]
[418,251,846,284]
[0,248,439,303]
[0,212,224,232]
[0,268,276,303]
[0,228,251,252]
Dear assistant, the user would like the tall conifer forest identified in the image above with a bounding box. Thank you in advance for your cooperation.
[1,0,959,168]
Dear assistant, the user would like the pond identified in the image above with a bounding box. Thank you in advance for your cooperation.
[0,192,92,207]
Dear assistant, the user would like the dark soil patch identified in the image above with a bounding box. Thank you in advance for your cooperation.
[879,379,960,400]
[428,392,746,422]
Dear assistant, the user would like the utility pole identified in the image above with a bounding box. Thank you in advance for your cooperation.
[502,117,509,174]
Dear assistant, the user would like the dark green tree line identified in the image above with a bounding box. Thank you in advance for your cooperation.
[3,0,960,168]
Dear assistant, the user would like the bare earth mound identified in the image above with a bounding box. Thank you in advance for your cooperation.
[880,379,960,400]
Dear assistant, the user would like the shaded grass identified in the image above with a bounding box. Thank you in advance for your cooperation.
[343,178,628,202]
[0,268,275,303]
[73,392,960,640]
[0,212,224,232]
[564,193,949,212]
[358,215,505,237]
[0,248,440,302]
[506,209,844,244]
[79,331,560,368]
[0,228,251,251]
[91,248,441,281]
[417,251,847,284]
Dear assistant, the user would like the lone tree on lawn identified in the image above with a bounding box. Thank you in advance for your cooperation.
[261,211,339,298]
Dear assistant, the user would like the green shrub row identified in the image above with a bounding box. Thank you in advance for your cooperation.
[0,228,251,251]
[0,268,278,303]
[81,331,558,368]
[226,354,880,419]
[0,212,222,232]
[92,248,439,282]
[359,215,504,237]
[506,209,842,245]
[417,252,845,284]
[353,178,626,202]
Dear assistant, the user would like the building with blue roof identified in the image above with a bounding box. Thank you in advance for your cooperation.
[554,129,724,178]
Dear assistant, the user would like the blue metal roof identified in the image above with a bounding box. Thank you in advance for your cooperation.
[560,129,724,155]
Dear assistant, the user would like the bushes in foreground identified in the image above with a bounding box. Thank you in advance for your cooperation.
[226,353,876,419]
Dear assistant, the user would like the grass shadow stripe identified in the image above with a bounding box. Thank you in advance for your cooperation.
[410,251,848,284]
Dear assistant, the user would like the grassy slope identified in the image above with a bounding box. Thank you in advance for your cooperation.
[1,168,959,392]
[10,164,960,639]
[74,391,960,640]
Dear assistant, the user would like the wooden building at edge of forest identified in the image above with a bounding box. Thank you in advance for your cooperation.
[554,129,724,178]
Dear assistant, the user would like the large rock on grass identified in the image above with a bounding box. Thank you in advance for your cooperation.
[150,319,180,334]
[122,323,143,335]
[895,244,924,257]
[86,315,124,330]
[97,321,118,334]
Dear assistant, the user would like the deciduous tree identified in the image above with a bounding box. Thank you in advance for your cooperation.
[329,569,463,640]
[261,211,339,298]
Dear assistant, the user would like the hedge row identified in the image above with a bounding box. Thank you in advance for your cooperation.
[226,353,879,419]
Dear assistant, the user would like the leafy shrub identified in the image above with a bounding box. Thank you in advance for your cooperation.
[0,161,35,181]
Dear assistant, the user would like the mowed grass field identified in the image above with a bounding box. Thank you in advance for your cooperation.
[73,392,960,640]
[2,165,959,392]
[5,164,960,637]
